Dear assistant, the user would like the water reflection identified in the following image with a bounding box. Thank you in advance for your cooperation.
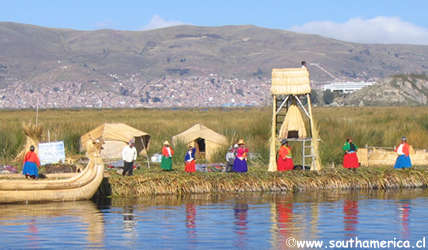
[270,194,295,249]
[123,206,137,239]
[343,200,359,237]
[0,190,428,249]
[397,200,411,239]
[276,197,293,239]
[233,202,249,248]
[185,203,197,241]
[26,219,39,248]
[0,201,105,248]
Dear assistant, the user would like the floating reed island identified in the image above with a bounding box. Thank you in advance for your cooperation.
[106,166,428,197]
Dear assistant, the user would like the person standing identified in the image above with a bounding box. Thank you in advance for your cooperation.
[301,61,307,69]
[233,139,249,173]
[394,136,412,169]
[225,146,236,172]
[22,145,40,179]
[184,145,196,173]
[161,141,174,171]
[122,139,137,176]
[277,139,294,171]
[343,138,359,169]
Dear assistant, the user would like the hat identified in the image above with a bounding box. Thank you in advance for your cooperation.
[280,139,288,145]
[163,140,170,145]
[401,136,407,141]
[188,144,193,148]
[238,139,245,145]
[233,144,239,148]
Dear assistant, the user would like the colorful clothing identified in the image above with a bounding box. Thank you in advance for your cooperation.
[233,157,247,172]
[394,143,412,169]
[394,143,410,156]
[22,151,40,177]
[161,146,174,171]
[394,155,412,169]
[185,148,196,173]
[343,142,359,169]
[233,147,248,172]
[236,147,248,159]
[185,160,196,173]
[277,145,294,171]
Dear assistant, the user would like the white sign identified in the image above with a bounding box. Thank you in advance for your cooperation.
[38,141,66,165]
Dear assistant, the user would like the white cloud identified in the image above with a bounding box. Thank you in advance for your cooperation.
[289,17,428,45]
[142,15,185,30]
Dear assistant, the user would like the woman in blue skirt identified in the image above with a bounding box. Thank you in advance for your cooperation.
[394,136,412,169]
[233,139,249,173]
[22,145,41,179]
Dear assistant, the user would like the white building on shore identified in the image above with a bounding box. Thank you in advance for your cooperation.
[322,81,375,93]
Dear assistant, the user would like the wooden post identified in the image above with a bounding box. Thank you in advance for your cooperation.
[268,95,277,172]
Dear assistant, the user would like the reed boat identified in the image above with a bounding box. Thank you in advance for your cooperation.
[0,140,104,204]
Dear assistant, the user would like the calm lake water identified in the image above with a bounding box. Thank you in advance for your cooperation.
[1,189,428,249]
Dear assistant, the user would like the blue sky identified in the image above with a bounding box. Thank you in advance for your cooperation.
[1,0,428,44]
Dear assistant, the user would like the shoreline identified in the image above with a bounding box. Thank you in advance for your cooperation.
[101,167,428,197]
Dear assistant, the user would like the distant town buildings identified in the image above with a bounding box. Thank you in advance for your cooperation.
[0,74,271,109]
[321,81,375,93]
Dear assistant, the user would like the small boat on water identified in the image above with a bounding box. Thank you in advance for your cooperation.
[0,140,104,204]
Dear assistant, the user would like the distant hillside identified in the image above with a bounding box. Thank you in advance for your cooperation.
[344,74,428,106]
[0,22,428,108]
[1,22,428,85]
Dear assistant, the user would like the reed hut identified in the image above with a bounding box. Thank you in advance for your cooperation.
[279,102,307,139]
[172,124,228,161]
[268,67,321,171]
[80,123,150,160]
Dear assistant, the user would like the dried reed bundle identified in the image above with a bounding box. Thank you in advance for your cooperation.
[14,122,43,162]
[107,167,428,197]
[271,68,311,95]
[311,121,322,171]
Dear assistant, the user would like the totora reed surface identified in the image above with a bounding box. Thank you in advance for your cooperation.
[2,107,428,197]
[105,166,428,197]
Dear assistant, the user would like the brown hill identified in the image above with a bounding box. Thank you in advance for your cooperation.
[1,22,428,88]
[344,74,428,106]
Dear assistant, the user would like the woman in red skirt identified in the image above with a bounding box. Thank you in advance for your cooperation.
[277,139,294,171]
[184,145,196,173]
[343,138,359,169]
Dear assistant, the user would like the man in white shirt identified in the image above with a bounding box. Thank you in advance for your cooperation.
[122,138,138,176]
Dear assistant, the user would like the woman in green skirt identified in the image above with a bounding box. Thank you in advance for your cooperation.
[161,141,174,171]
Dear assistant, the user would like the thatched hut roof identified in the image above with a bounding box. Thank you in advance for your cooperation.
[172,124,228,146]
[81,123,149,146]
[80,123,150,159]
[271,68,311,95]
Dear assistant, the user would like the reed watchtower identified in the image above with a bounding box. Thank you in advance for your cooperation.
[268,67,321,171]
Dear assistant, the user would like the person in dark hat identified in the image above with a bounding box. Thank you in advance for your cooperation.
[343,138,359,170]
[277,139,294,171]
[394,136,412,169]
[301,61,307,69]
[22,145,40,179]
[184,144,196,173]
